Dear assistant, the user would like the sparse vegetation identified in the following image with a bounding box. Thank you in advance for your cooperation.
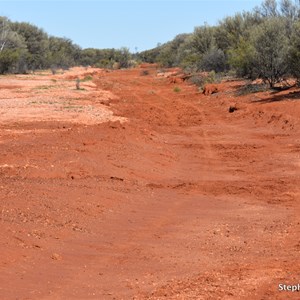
[173,86,181,93]
[138,0,300,87]
[252,18,289,87]
[0,17,135,74]
[236,83,269,95]
[34,85,53,90]
[140,70,150,76]
[188,71,217,89]
[2,0,300,87]
[289,20,300,83]
[82,75,93,81]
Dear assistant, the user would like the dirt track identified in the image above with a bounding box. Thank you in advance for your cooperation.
[0,67,299,299]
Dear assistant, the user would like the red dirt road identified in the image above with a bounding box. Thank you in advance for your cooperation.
[0,68,299,299]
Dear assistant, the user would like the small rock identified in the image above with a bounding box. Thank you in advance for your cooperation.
[229,105,238,113]
[51,253,61,260]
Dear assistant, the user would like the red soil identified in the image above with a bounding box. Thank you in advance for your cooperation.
[0,67,299,299]
[203,83,220,95]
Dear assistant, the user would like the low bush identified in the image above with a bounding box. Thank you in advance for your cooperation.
[236,83,268,96]
[188,71,217,88]
[140,70,150,76]
[82,75,93,81]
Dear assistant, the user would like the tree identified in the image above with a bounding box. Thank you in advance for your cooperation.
[0,17,28,74]
[191,26,227,72]
[156,34,191,67]
[256,0,279,18]
[252,18,289,87]
[80,48,98,66]
[201,48,227,72]
[115,47,132,68]
[11,22,50,70]
[0,49,19,73]
[288,20,300,81]
[48,37,81,69]
[175,35,199,71]
[0,17,10,52]
[138,47,161,64]
[192,25,215,54]
[228,38,256,78]
[280,0,299,20]
[214,14,246,52]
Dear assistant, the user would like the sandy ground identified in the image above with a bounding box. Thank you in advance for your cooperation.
[0,67,299,299]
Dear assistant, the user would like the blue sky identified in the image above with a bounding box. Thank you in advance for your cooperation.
[0,1,263,51]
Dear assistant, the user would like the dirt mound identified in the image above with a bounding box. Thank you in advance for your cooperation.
[203,83,219,95]
[168,73,192,84]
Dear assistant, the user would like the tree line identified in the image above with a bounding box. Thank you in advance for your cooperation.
[139,0,300,87]
[0,16,133,74]
[2,0,300,88]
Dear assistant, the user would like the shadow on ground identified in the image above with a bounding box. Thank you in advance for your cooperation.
[252,90,300,104]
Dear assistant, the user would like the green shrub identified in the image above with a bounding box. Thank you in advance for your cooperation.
[236,83,268,96]
[82,75,93,81]
[188,71,217,88]
[201,49,227,73]
[252,18,289,87]
[0,49,20,74]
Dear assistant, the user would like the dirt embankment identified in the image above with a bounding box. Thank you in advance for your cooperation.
[0,67,299,299]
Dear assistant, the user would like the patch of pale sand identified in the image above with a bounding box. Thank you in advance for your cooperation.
[0,103,124,125]
[0,68,125,125]
[51,66,106,81]
[0,92,124,125]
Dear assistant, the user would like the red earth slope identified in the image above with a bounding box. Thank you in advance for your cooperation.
[0,67,299,299]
